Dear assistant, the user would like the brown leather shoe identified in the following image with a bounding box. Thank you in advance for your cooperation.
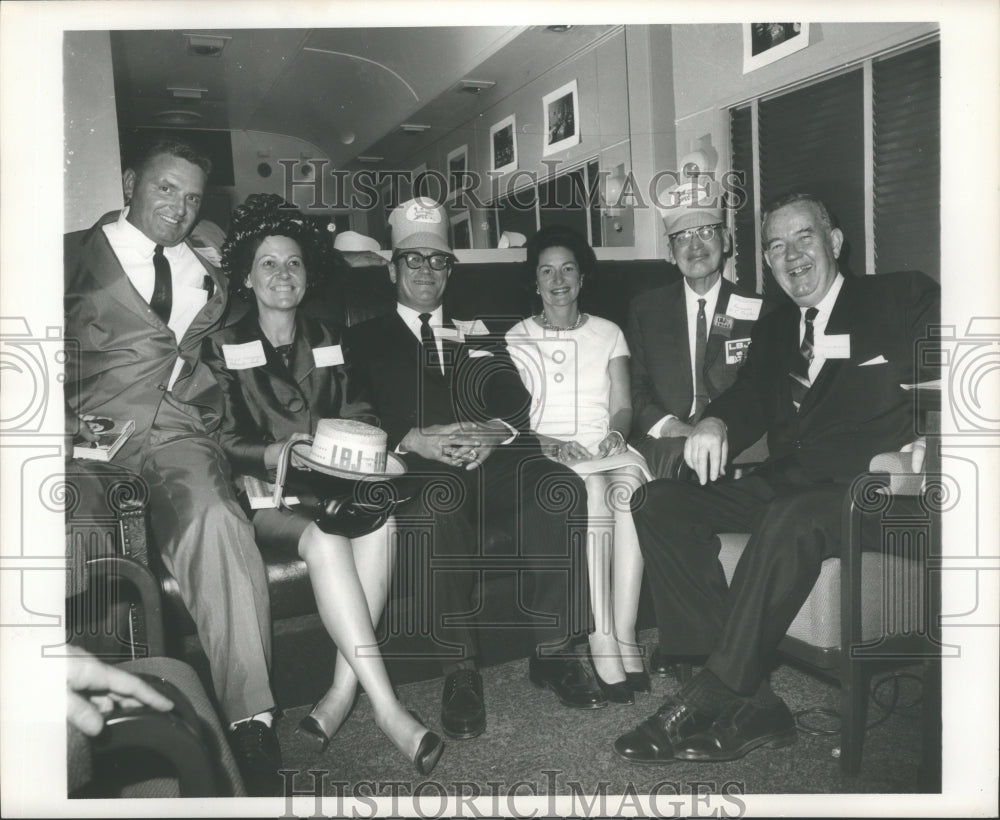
[613,696,715,763]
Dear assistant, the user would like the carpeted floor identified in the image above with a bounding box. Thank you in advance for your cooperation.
[273,629,930,797]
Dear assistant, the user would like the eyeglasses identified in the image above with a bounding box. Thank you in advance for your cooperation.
[669,224,722,245]
[392,251,455,271]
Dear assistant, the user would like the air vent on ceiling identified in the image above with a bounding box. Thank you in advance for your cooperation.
[184,33,231,57]
[154,110,204,125]
[455,79,496,95]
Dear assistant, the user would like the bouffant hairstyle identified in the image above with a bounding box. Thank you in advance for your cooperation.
[221,193,333,299]
[522,224,598,294]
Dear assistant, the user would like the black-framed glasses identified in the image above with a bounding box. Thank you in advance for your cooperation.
[392,251,455,271]
[669,224,722,246]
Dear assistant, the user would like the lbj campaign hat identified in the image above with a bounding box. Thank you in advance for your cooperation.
[660,179,725,237]
[389,197,452,254]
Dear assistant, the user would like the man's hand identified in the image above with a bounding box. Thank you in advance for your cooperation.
[66,646,174,737]
[443,421,510,470]
[547,438,595,464]
[900,437,927,474]
[683,417,729,485]
[659,417,696,440]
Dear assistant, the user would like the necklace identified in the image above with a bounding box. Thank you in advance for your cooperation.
[538,311,586,331]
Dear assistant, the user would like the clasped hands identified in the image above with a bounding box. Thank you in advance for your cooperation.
[403,421,510,470]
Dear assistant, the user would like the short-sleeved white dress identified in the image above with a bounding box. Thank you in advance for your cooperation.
[506,315,651,478]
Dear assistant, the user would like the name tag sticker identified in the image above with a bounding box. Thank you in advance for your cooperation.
[453,319,490,340]
[725,338,751,365]
[467,349,493,358]
[726,295,763,322]
[312,344,345,367]
[815,334,851,359]
[222,340,267,370]
[711,314,734,337]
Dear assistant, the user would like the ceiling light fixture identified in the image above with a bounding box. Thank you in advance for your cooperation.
[455,79,496,95]
[154,109,204,125]
[399,123,431,135]
[546,25,574,33]
[357,155,384,164]
[167,86,208,100]
[184,33,231,57]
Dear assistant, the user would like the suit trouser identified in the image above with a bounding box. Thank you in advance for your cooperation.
[399,437,589,665]
[140,399,274,723]
[634,435,688,480]
[632,473,847,695]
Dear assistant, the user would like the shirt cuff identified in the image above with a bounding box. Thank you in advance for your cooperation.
[648,414,677,439]
[491,418,518,445]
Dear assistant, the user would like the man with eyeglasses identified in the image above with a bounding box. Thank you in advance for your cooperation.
[615,192,938,764]
[627,183,764,481]
[346,198,603,742]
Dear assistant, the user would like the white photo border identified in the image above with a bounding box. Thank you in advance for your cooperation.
[743,23,810,73]
[490,113,518,175]
[542,78,580,156]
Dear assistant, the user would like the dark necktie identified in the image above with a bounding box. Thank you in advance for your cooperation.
[150,244,173,324]
[692,298,709,420]
[418,312,441,370]
[789,307,819,411]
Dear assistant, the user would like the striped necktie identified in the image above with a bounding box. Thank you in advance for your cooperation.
[789,307,818,411]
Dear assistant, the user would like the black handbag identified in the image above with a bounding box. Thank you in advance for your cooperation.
[270,434,412,538]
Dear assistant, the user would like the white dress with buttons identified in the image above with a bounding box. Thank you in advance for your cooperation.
[506,315,651,479]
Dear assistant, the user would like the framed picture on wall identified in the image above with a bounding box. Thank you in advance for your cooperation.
[447,144,468,201]
[490,115,518,175]
[743,23,809,72]
[450,210,473,250]
[542,79,580,156]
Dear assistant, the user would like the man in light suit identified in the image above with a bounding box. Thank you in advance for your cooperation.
[614,193,938,763]
[64,138,282,796]
[347,198,604,741]
[627,183,763,481]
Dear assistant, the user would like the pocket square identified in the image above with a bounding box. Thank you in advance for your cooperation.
[859,355,888,366]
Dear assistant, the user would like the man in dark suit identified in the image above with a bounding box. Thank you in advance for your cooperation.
[627,183,763,480]
[346,198,604,740]
[64,138,282,795]
[614,192,938,763]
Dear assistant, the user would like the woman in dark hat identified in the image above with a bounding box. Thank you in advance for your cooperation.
[204,194,442,775]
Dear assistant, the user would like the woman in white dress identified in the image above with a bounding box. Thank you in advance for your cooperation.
[506,225,650,704]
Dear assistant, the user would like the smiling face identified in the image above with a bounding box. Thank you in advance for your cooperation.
[123,152,206,247]
[390,246,451,312]
[535,245,582,310]
[762,200,843,307]
[245,235,307,313]
[665,223,730,289]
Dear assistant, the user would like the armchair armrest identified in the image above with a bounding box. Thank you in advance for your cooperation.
[868,450,924,496]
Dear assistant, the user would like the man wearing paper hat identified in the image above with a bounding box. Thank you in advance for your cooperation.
[627,179,763,476]
[346,197,602,739]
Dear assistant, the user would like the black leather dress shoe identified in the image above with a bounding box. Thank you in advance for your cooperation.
[649,647,675,678]
[440,668,486,739]
[674,698,797,762]
[625,669,652,694]
[613,696,715,763]
[229,718,283,797]
[529,656,606,709]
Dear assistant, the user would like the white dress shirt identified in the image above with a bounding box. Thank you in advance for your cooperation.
[396,302,445,374]
[800,272,845,383]
[648,275,723,437]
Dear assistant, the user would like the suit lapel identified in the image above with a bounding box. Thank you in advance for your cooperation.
[662,285,694,408]
[704,280,733,371]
